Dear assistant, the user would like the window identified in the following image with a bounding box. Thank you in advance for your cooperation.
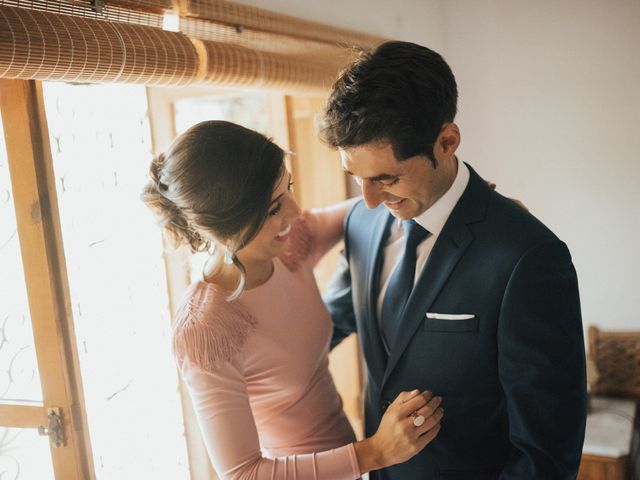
[0,79,360,479]
[0,107,55,480]
[42,82,190,479]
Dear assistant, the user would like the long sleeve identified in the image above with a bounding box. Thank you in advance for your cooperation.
[325,252,357,350]
[182,357,361,480]
[322,205,358,350]
[497,239,587,479]
[307,198,360,267]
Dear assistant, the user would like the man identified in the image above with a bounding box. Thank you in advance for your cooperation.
[320,41,586,479]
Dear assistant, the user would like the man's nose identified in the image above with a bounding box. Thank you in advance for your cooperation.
[362,181,384,209]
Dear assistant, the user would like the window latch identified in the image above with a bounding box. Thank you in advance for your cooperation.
[38,407,65,448]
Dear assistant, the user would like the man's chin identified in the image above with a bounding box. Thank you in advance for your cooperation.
[385,203,415,220]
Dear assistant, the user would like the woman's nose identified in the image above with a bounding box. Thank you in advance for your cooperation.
[285,193,302,219]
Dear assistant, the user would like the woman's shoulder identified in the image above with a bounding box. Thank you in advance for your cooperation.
[172,281,257,372]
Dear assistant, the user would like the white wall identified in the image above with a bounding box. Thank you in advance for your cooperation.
[238,0,446,48]
[245,0,640,332]
[440,1,640,333]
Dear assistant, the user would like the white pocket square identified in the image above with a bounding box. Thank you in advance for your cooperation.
[425,313,475,320]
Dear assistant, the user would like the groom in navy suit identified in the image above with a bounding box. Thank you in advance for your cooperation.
[320,41,586,479]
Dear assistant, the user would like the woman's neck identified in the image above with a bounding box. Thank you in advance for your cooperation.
[241,254,274,289]
[203,250,274,291]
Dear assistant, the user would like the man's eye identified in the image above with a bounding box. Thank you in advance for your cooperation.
[268,203,282,216]
[379,178,399,186]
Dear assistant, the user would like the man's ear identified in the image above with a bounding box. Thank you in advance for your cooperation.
[434,122,461,157]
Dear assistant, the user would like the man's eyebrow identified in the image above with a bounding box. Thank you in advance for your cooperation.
[342,168,398,182]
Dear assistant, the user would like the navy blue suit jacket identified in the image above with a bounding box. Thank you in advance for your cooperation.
[325,164,587,479]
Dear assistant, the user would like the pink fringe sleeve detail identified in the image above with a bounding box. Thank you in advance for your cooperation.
[278,211,316,271]
[172,283,257,372]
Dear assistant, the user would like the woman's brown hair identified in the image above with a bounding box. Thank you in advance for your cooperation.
[141,120,285,300]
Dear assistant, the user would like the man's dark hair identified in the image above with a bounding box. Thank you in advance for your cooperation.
[319,41,458,165]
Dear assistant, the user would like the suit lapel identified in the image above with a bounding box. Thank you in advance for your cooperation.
[361,210,394,388]
[382,167,489,386]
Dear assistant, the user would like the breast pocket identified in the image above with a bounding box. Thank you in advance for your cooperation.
[423,313,478,333]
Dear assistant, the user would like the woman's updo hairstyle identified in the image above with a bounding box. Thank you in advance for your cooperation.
[141,120,285,299]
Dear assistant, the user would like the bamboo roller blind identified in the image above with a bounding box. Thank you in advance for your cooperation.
[0,0,384,92]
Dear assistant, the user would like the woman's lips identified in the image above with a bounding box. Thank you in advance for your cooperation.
[274,224,292,241]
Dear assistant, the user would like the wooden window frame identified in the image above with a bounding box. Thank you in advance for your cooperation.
[0,79,363,480]
[0,79,95,480]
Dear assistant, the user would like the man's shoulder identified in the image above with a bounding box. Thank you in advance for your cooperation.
[349,198,386,217]
[342,201,389,254]
[453,191,574,286]
[463,166,560,247]
[468,189,576,274]
[346,200,389,229]
[485,189,559,246]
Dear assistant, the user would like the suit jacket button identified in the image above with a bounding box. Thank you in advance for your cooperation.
[381,400,392,411]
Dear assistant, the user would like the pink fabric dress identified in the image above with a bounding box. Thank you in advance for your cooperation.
[173,208,361,480]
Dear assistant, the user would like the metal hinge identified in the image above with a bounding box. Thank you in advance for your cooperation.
[37,407,65,448]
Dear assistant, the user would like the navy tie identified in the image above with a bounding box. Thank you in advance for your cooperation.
[381,220,430,350]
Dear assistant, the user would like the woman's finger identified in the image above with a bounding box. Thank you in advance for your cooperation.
[396,392,430,417]
[510,197,529,212]
[401,393,441,420]
[415,395,443,420]
[416,422,442,448]
[392,389,421,407]
[414,407,444,436]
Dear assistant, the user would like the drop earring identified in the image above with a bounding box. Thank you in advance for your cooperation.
[223,247,235,265]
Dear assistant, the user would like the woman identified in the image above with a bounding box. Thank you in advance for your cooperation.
[142,121,443,479]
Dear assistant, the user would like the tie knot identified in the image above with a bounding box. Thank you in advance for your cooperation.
[403,220,429,248]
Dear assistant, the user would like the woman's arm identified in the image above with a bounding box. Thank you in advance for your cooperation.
[307,197,360,266]
[182,358,443,479]
[182,357,360,480]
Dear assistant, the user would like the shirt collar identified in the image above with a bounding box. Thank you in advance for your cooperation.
[413,158,469,237]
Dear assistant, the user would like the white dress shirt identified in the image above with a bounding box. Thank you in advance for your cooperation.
[376,158,470,329]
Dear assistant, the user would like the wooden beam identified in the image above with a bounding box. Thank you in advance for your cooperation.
[0,79,95,480]
[0,404,45,429]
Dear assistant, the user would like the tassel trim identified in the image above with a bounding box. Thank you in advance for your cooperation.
[172,282,256,372]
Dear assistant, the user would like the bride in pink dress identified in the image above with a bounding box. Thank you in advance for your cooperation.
[142,120,443,479]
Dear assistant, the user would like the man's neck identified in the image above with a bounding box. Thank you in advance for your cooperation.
[420,156,459,214]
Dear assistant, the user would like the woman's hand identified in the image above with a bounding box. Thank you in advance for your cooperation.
[487,181,529,212]
[353,390,443,474]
